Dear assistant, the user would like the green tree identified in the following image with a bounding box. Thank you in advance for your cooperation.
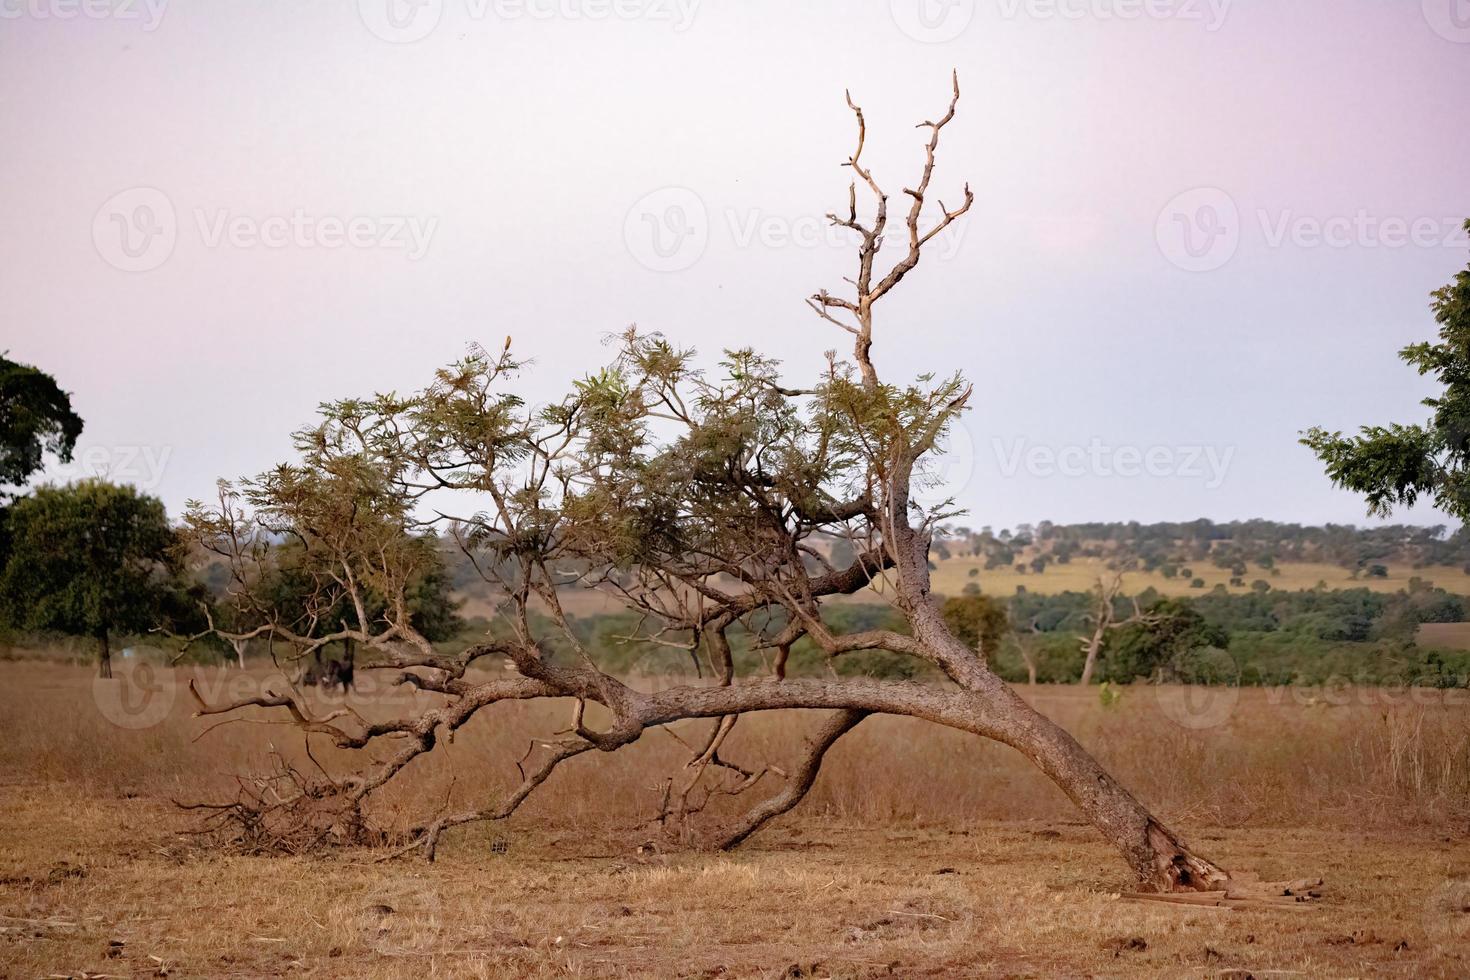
[0,480,181,677]
[941,592,1008,662]
[0,354,83,494]
[1101,599,1229,683]
[1304,221,1470,519]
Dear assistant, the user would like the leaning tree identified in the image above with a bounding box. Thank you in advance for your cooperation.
[182,77,1317,899]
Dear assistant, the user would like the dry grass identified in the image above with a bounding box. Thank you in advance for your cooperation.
[458,556,1470,620]
[2,660,1469,977]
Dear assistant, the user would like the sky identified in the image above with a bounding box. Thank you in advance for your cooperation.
[2,0,1468,531]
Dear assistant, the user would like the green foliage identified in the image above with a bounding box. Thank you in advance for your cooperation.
[941,593,1008,660]
[1100,599,1230,683]
[0,480,190,672]
[1304,220,1470,519]
[0,355,83,494]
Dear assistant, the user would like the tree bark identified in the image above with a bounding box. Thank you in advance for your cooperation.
[714,709,868,850]
[1079,635,1102,686]
[640,671,1229,893]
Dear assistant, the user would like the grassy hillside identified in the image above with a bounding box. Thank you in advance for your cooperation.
[923,555,1470,599]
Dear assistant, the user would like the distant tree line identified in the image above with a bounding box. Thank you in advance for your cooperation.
[938,519,1470,577]
[0,353,464,679]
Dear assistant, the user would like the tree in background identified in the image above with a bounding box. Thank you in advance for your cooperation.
[1304,221,1470,520]
[182,481,463,681]
[0,355,84,577]
[1076,574,1163,686]
[0,480,184,677]
[1102,599,1230,685]
[940,592,1008,664]
[0,354,83,496]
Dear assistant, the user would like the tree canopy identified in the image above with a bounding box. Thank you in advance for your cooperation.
[0,480,187,676]
[1304,220,1470,520]
[0,354,83,495]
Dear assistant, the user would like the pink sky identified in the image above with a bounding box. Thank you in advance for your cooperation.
[2,0,1468,528]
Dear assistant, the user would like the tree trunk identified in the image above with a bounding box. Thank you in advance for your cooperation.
[910,597,1229,892]
[972,679,1227,891]
[1079,635,1102,686]
[644,669,1231,893]
[97,629,112,679]
[714,709,868,850]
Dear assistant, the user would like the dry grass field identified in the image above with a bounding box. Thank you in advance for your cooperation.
[923,556,1470,601]
[462,557,1470,621]
[2,659,1469,977]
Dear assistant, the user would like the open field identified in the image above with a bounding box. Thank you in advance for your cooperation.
[923,556,1470,600]
[460,557,1470,621]
[3,661,1469,977]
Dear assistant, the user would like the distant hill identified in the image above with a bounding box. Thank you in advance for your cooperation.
[440,520,1470,619]
[923,520,1470,598]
